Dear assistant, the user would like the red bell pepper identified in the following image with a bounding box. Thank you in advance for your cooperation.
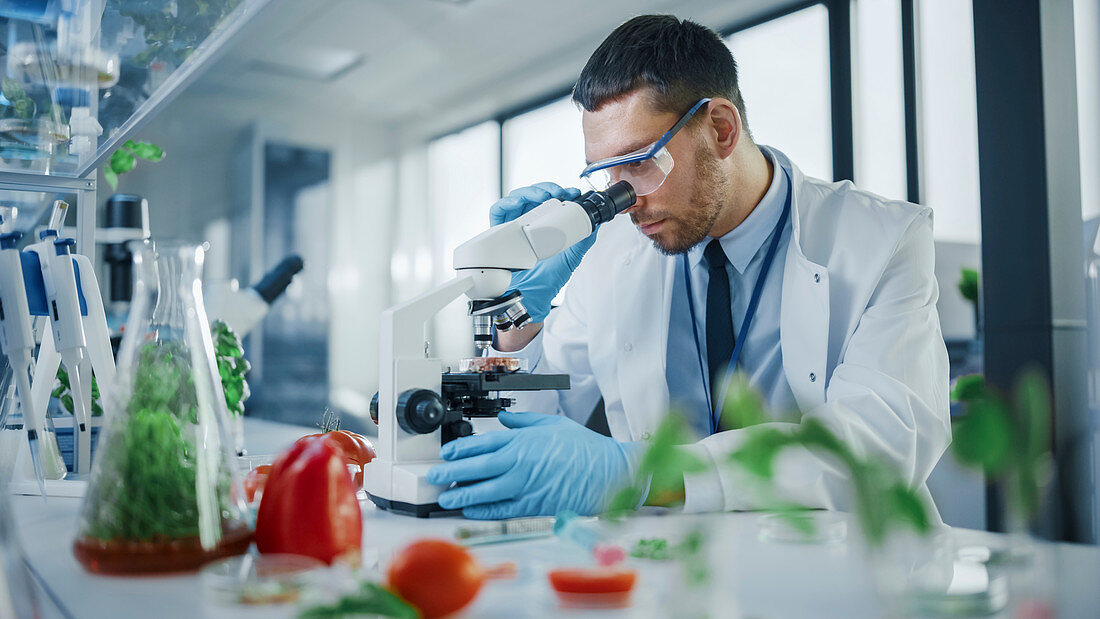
[255,439,362,565]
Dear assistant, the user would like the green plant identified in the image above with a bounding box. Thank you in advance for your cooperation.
[120,0,244,67]
[297,582,417,619]
[104,139,165,190]
[950,370,1052,521]
[605,411,707,517]
[52,366,103,417]
[958,267,980,305]
[212,320,250,417]
[80,341,226,541]
[1,78,35,120]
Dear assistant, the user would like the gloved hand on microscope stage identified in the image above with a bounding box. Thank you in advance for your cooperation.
[427,411,643,519]
[489,182,598,323]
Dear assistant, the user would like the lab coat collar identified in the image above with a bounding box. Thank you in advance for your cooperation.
[686,147,788,275]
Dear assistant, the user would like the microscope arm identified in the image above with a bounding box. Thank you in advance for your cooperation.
[452,197,594,274]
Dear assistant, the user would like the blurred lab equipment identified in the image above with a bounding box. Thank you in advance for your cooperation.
[363,181,636,517]
[205,254,305,336]
[99,193,150,334]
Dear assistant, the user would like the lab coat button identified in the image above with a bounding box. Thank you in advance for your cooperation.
[813,273,821,283]
[624,343,633,352]
[809,372,816,382]
[642,431,651,440]
[624,257,631,265]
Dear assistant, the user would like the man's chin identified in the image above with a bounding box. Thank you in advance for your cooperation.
[648,230,698,256]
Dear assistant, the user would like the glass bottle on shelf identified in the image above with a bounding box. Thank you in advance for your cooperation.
[72,240,250,574]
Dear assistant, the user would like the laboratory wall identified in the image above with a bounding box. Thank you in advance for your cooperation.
[110,90,398,428]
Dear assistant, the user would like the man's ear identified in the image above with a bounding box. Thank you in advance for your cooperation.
[707,99,741,159]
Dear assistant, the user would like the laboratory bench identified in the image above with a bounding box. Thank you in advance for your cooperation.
[11,418,1100,618]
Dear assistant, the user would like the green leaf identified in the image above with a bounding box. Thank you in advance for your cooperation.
[109,148,136,175]
[130,141,165,161]
[296,582,418,618]
[103,166,118,190]
[61,394,74,414]
[605,485,644,518]
[2,77,25,102]
[1013,370,1051,461]
[951,398,1013,475]
[884,483,933,535]
[951,374,988,403]
[718,373,768,429]
[958,267,980,304]
[728,429,788,479]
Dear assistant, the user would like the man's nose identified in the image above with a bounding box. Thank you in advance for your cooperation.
[623,195,647,215]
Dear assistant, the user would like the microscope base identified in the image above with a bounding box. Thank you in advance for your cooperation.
[365,493,456,518]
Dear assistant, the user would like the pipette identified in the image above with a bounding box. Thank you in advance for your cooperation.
[27,213,94,472]
[0,232,61,496]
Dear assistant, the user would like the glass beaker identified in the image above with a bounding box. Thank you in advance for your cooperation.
[72,240,251,574]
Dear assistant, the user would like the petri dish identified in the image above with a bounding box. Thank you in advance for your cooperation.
[758,511,848,544]
[457,357,526,373]
[202,553,325,609]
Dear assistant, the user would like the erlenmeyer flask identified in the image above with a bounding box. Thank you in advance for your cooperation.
[72,240,250,574]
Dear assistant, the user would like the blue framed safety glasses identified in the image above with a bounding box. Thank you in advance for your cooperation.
[579,97,711,196]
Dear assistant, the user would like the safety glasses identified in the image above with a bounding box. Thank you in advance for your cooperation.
[579,98,711,196]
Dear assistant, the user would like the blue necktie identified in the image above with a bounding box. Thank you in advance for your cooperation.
[704,239,734,411]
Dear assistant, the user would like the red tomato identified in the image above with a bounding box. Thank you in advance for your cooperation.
[548,567,636,605]
[255,440,362,565]
[387,539,484,618]
[244,464,271,502]
[297,430,376,467]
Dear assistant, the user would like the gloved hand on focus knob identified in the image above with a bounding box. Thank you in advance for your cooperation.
[426,411,642,519]
[488,182,597,323]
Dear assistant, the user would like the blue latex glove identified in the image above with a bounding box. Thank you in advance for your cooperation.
[489,182,597,323]
[427,411,642,519]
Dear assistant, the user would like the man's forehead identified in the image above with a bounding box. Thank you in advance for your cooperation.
[582,93,676,163]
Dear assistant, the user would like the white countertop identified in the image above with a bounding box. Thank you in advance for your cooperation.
[10,418,1100,618]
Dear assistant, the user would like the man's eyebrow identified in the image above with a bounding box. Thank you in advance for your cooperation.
[584,139,654,167]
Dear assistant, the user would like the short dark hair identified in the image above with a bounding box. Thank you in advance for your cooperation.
[573,15,750,134]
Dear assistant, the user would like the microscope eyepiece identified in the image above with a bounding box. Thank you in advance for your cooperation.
[577,181,636,227]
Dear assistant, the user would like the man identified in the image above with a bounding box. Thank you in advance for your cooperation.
[427,15,950,519]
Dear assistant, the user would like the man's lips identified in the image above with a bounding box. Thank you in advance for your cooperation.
[636,219,665,235]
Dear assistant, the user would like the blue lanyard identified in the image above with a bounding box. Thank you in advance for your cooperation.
[682,166,792,434]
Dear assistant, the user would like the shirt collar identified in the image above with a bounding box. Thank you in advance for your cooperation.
[687,148,787,274]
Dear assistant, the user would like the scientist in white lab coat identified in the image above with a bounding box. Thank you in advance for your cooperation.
[427,15,951,518]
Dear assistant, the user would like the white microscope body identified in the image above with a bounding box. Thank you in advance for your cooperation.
[364,182,635,516]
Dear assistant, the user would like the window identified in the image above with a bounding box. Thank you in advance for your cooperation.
[917,0,981,243]
[427,121,501,361]
[853,0,907,201]
[726,4,833,181]
[502,96,586,193]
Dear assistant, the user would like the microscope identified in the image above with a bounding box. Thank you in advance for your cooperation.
[364,181,636,517]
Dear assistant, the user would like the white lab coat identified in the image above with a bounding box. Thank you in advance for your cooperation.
[499,148,951,516]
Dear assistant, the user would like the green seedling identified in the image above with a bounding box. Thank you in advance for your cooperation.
[721,375,933,548]
[297,582,418,619]
[605,411,707,517]
[212,320,250,417]
[52,366,103,417]
[958,267,980,305]
[950,370,1052,522]
[104,140,165,190]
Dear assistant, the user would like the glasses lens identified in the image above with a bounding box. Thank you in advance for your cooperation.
[611,148,675,196]
[583,168,613,192]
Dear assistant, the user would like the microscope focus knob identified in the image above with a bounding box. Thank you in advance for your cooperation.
[396,389,445,435]
[369,392,379,424]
